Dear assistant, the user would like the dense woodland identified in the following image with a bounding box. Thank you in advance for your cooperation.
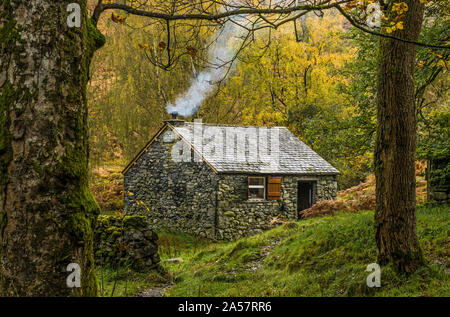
[88,10,448,190]
[0,0,448,297]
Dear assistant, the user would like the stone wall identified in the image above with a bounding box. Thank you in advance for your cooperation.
[94,215,160,272]
[216,174,337,240]
[427,159,450,203]
[124,131,219,238]
[124,126,338,240]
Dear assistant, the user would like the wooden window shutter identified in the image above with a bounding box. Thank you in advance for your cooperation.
[267,177,281,200]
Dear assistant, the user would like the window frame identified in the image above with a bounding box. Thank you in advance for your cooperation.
[247,176,266,200]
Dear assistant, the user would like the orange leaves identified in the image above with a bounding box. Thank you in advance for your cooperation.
[118,241,128,252]
[186,46,197,57]
[416,60,425,68]
[158,41,166,51]
[138,43,153,52]
[300,162,429,219]
[137,42,169,55]
[428,50,443,59]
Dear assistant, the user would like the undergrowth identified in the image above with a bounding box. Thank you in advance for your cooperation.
[97,204,449,297]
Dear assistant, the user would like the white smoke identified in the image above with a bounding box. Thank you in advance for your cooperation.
[166,17,245,117]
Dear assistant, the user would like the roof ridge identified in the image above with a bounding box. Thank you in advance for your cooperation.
[181,122,287,129]
[124,122,340,175]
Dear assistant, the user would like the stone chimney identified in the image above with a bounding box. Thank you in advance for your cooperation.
[164,111,185,127]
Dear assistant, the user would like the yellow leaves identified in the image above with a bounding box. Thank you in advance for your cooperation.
[127,0,140,7]
[386,21,404,33]
[428,51,443,59]
[115,210,125,218]
[436,59,447,68]
[137,42,169,55]
[417,51,448,70]
[343,0,359,12]
[392,2,409,15]
[428,50,448,68]
[138,43,153,52]
[111,12,126,24]
[134,199,150,213]
[384,2,408,33]
[104,0,141,7]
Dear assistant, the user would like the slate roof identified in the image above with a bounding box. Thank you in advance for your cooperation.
[170,122,339,175]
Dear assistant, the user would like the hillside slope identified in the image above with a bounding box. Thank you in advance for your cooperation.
[164,205,449,297]
[300,162,428,219]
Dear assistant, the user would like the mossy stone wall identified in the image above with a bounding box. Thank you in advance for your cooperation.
[124,127,338,241]
[94,215,160,272]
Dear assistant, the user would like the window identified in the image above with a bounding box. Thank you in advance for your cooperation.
[248,177,265,200]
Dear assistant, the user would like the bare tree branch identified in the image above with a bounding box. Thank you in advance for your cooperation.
[92,1,450,49]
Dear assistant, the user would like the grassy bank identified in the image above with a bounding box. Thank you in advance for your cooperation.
[98,204,449,297]
[165,205,449,297]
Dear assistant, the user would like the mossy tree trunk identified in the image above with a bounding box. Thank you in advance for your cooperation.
[0,0,104,296]
[374,0,425,273]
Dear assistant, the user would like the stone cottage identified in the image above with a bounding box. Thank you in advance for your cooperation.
[123,117,339,240]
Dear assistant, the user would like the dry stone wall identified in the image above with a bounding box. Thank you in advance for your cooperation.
[94,215,160,272]
[216,174,337,240]
[124,133,219,238]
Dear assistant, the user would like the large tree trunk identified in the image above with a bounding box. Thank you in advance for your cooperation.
[0,0,104,296]
[375,0,425,273]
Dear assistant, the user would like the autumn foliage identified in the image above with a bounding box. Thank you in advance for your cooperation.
[300,161,428,219]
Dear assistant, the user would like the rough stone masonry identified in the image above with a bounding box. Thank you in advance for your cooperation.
[123,120,339,240]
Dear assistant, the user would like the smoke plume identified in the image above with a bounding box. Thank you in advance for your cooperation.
[166,17,245,117]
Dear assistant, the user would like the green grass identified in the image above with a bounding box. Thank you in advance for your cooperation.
[96,266,170,297]
[163,205,449,297]
[97,204,449,297]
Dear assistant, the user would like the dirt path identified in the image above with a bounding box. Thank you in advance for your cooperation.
[245,239,280,272]
[134,284,173,297]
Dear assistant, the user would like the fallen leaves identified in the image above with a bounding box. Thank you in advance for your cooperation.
[300,161,428,219]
